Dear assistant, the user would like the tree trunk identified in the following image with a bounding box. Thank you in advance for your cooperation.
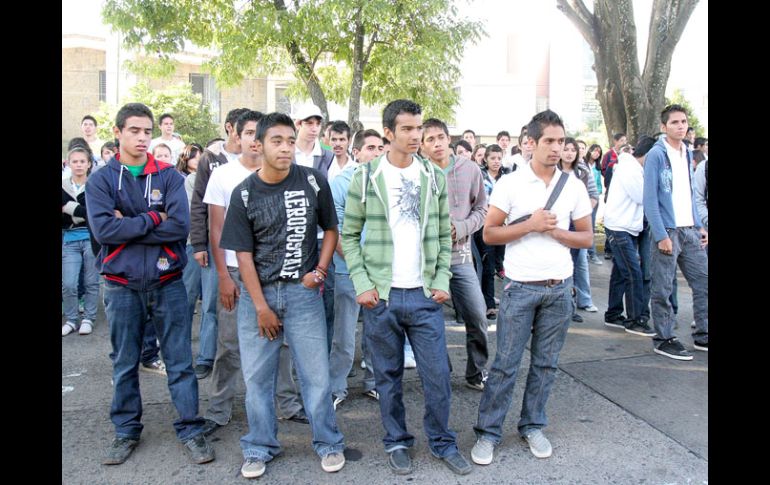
[348,5,365,131]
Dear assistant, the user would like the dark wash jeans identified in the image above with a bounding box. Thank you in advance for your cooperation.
[474,277,573,443]
[105,278,205,442]
[605,228,650,323]
[363,288,459,458]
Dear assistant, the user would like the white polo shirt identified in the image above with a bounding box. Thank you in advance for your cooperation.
[295,141,321,168]
[488,163,592,281]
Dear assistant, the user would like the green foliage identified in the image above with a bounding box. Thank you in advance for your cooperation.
[102,0,486,123]
[94,82,219,146]
[666,89,706,136]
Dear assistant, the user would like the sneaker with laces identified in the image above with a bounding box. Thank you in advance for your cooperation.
[523,429,552,458]
[103,437,139,465]
[388,448,412,475]
[624,320,656,337]
[571,313,583,323]
[471,437,495,465]
[241,459,266,478]
[466,369,488,391]
[321,451,346,472]
[62,321,77,337]
[363,389,379,400]
[140,358,167,376]
[79,319,93,335]
[654,338,693,361]
[604,315,626,329]
[184,433,215,464]
[693,336,708,352]
[579,305,599,313]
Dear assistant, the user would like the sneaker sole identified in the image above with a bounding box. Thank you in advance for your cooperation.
[191,454,215,464]
[321,458,345,473]
[653,348,694,360]
[465,381,484,391]
[624,328,656,337]
[604,321,625,329]
[388,456,413,475]
[693,344,708,352]
[241,466,266,478]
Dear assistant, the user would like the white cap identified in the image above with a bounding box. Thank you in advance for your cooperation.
[293,104,324,122]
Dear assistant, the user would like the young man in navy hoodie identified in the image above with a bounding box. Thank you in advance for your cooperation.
[86,103,215,466]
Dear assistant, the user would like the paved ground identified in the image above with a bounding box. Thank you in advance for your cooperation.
[62,251,708,484]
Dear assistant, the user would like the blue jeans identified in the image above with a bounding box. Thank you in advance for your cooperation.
[588,204,599,257]
[570,248,594,308]
[474,229,498,310]
[104,278,204,441]
[650,227,708,343]
[329,273,361,399]
[140,317,160,365]
[449,263,489,383]
[322,258,336,354]
[474,278,573,442]
[182,244,202,331]
[62,239,99,323]
[605,229,649,323]
[237,280,344,462]
[363,288,458,458]
[197,246,219,367]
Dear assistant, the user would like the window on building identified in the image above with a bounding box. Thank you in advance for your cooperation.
[190,73,221,123]
[275,86,291,115]
[99,70,107,102]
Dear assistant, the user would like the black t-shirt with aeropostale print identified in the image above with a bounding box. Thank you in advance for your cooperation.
[220,164,337,285]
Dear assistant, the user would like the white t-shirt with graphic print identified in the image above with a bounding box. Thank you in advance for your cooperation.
[381,157,423,288]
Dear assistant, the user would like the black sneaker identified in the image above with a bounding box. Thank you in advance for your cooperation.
[486,308,497,320]
[201,418,222,437]
[439,451,472,475]
[194,364,212,380]
[624,320,656,337]
[694,336,708,352]
[388,448,412,475]
[604,315,626,329]
[654,338,693,361]
[571,313,583,323]
[184,434,215,464]
[103,437,139,465]
[604,252,612,260]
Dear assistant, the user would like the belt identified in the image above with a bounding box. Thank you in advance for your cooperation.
[517,279,563,288]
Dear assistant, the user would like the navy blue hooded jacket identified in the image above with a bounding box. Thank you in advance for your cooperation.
[85,153,189,290]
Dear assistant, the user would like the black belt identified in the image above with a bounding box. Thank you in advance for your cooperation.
[517,279,563,287]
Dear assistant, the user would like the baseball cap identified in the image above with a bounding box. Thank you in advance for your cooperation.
[293,104,323,122]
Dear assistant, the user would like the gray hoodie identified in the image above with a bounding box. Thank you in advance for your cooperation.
[442,155,488,266]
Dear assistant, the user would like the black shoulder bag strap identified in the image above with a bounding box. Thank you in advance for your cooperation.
[509,171,570,225]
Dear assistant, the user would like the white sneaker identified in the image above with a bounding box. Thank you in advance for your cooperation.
[690,320,696,329]
[241,459,266,478]
[581,305,599,313]
[523,429,552,458]
[404,354,417,369]
[62,322,77,337]
[79,320,93,335]
[321,452,345,472]
[360,360,366,369]
[471,438,495,465]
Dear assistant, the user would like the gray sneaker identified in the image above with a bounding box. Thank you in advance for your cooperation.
[471,438,495,465]
[241,459,266,478]
[183,434,215,464]
[103,437,139,465]
[321,452,346,472]
[439,451,472,475]
[624,320,656,337]
[523,429,552,458]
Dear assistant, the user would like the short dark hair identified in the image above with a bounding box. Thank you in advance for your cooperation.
[352,129,382,151]
[382,99,421,132]
[100,141,117,155]
[633,135,657,158]
[382,137,391,145]
[463,129,476,137]
[329,120,351,139]
[455,140,472,153]
[613,133,626,142]
[159,113,174,124]
[68,137,91,152]
[496,130,511,141]
[236,110,264,137]
[526,110,565,143]
[422,118,449,139]
[660,104,688,124]
[686,127,694,133]
[256,112,296,142]
[225,108,250,133]
[694,137,708,149]
[81,115,97,125]
[115,103,154,131]
[484,144,504,160]
[206,137,225,148]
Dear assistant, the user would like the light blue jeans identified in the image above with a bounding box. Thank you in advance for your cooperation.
[329,273,361,400]
[62,239,100,324]
[570,248,594,308]
[237,280,344,462]
[197,246,218,367]
[475,277,573,442]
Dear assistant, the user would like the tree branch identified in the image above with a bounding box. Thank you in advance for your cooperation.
[556,0,598,50]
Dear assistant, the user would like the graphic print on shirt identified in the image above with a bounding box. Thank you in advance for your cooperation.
[393,174,421,226]
[280,190,309,279]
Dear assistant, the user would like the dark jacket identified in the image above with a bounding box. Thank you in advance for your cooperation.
[312,148,335,177]
[190,142,231,253]
[85,154,189,290]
